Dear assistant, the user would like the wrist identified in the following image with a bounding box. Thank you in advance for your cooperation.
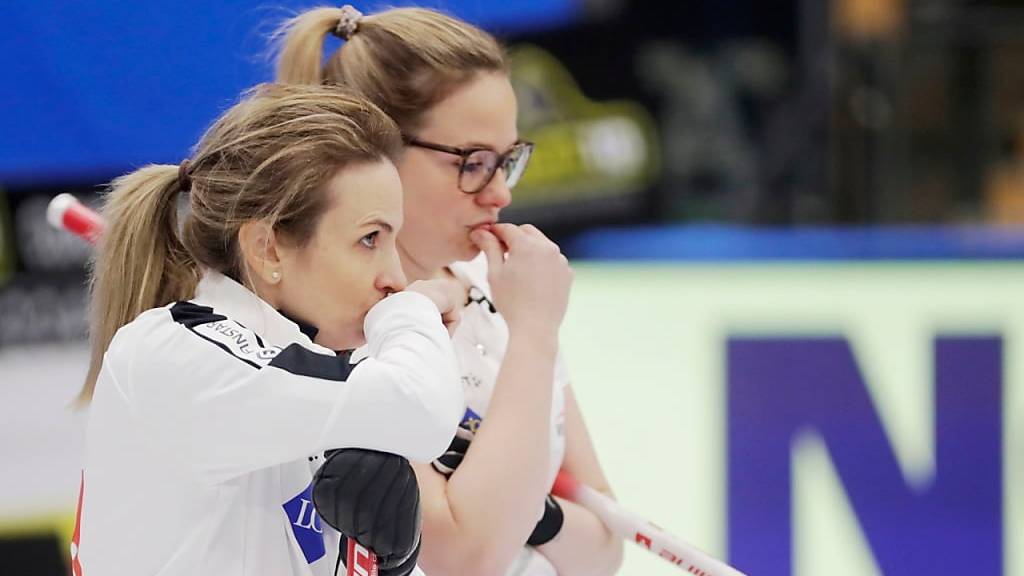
[506,319,560,345]
[506,330,559,367]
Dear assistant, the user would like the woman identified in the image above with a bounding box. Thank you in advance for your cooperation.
[74,83,465,576]
[277,7,624,576]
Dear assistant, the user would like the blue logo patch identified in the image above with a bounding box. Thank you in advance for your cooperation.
[283,482,325,564]
[461,407,483,433]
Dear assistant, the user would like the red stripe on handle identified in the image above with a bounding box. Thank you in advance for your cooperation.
[47,193,103,244]
[346,538,378,576]
[64,206,104,244]
[552,470,581,501]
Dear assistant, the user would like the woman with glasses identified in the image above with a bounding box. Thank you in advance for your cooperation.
[275,5,623,576]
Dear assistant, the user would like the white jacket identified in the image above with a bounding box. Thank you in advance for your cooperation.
[73,271,463,576]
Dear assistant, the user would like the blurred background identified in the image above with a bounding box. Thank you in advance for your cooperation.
[1,0,1020,574]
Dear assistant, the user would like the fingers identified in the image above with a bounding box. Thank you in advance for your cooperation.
[489,223,560,255]
[436,277,465,309]
[471,228,506,271]
[441,306,461,338]
[518,223,548,241]
[486,223,525,249]
[405,279,464,335]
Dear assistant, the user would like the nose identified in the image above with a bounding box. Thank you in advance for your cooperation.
[475,169,512,209]
[376,251,408,295]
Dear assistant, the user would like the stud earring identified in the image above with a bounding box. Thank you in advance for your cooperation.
[271,271,280,281]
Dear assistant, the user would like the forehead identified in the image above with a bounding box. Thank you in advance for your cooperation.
[320,161,403,229]
[418,72,519,149]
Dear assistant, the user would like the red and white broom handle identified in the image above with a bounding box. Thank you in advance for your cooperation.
[553,471,747,576]
[47,193,103,244]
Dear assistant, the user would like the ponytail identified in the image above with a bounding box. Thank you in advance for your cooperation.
[274,6,507,133]
[274,7,344,85]
[82,165,198,402]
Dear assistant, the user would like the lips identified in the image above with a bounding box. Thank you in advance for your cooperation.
[469,220,496,231]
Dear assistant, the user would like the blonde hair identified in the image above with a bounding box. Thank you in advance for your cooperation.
[83,83,402,402]
[275,6,507,134]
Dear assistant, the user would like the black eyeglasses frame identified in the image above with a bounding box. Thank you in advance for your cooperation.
[403,136,535,194]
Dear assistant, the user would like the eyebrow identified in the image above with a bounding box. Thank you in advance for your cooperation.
[460,139,523,152]
[361,218,394,233]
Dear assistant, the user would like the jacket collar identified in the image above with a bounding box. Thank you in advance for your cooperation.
[191,270,326,353]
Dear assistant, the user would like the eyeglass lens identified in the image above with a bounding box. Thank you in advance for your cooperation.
[459,144,532,193]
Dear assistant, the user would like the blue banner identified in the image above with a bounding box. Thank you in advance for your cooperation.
[0,1,579,186]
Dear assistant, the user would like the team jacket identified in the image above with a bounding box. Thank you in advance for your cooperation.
[72,271,463,576]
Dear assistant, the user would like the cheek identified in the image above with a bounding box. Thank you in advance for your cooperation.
[319,260,369,327]
[299,245,353,297]
[401,161,460,207]
[329,256,365,298]
[404,187,456,230]
[283,252,317,288]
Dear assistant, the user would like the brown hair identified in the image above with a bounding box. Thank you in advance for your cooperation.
[83,83,402,402]
[275,6,507,134]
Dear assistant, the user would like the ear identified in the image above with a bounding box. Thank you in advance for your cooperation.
[237,220,283,287]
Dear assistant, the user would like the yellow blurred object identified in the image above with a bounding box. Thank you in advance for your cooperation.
[984,115,1024,224]
[0,512,76,569]
[985,162,1024,224]
[834,0,905,41]
[509,45,660,207]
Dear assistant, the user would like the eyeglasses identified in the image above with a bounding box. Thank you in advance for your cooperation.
[404,136,534,194]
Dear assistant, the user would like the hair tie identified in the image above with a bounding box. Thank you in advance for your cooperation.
[333,5,363,40]
[178,160,192,192]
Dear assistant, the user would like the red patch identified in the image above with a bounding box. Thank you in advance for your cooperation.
[71,471,84,576]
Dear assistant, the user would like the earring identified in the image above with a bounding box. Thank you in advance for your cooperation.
[271,271,280,281]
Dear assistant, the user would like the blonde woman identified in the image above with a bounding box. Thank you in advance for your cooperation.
[74,83,466,576]
[277,7,623,576]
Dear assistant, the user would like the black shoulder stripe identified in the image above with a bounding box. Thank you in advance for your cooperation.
[170,302,263,369]
[169,301,226,328]
[269,344,354,382]
[170,301,265,347]
[170,301,352,381]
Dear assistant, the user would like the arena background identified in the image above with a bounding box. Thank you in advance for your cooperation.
[2,1,1021,574]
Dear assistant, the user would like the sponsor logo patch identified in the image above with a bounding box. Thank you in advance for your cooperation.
[283,482,325,564]
[461,407,483,434]
[193,319,282,367]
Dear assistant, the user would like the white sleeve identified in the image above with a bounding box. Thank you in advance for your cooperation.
[119,292,463,485]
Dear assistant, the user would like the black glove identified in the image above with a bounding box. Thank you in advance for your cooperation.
[430,424,564,546]
[313,449,421,575]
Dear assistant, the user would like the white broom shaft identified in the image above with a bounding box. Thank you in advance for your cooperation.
[553,471,746,576]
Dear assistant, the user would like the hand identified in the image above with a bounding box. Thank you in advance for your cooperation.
[312,449,421,574]
[470,224,572,336]
[405,278,463,336]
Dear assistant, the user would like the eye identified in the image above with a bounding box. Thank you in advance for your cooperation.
[462,160,485,174]
[360,231,379,249]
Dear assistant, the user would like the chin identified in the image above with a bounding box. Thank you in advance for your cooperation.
[340,331,366,351]
[318,328,365,352]
[455,248,481,263]
[454,234,482,262]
